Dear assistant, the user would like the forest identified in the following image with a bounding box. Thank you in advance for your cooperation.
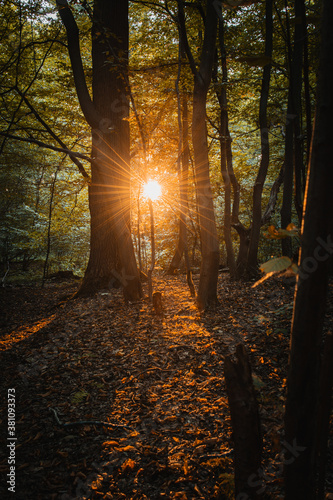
[0,0,333,498]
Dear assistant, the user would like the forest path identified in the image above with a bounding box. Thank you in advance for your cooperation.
[0,274,293,499]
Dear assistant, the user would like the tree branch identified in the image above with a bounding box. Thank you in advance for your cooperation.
[15,87,90,179]
[56,0,103,129]
[176,0,198,76]
[0,131,94,166]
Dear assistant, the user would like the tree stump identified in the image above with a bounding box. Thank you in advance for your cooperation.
[224,343,263,498]
[152,291,163,315]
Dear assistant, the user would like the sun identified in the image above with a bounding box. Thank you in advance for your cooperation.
[143,180,162,201]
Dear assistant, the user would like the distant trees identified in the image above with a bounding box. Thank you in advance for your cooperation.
[0,0,90,279]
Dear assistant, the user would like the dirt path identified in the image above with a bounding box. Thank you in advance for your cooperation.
[0,274,294,499]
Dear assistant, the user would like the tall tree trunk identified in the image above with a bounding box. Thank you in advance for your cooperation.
[301,0,312,167]
[217,15,236,278]
[281,92,294,257]
[246,0,273,276]
[284,0,333,496]
[56,0,141,300]
[167,41,192,284]
[281,0,305,256]
[293,0,306,224]
[224,344,263,498]
[192,1,219,309]
[177,0,219,308]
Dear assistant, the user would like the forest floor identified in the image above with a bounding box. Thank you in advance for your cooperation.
[0,272,332,500]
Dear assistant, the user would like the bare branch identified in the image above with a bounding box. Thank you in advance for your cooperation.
[0,131,94,166]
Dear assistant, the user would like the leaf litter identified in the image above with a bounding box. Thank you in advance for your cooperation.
[0,273,325,499]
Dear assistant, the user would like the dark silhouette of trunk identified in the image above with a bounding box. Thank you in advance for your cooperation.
[216,15,236,277]
[261,164,284,225]
[281,93,294,257]
[300,0,312,170]
[293,0,306,224]
[177,0,219,309]
[281,0,306,256]
[284,0,333,495]
[224,344,263,498]
[230,0,274,279]
[167,38,194,300]
[234,223,251,278]
[246,0,273,276]
[56,0,141,300]
[316,333,333,499]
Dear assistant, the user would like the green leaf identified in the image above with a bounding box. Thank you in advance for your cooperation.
[260,256,293,274]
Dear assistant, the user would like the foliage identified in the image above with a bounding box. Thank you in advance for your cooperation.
[0,0,322,280]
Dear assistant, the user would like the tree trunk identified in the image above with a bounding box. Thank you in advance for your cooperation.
[280,93,294,258]
[284,0,333,495]
[191,0,219,309]
[293,0,306,224]
[281,0,305,255]
[217,15,236,278]
[175,0,218,306]
[57,0,141,300]
[167,45,192,280]
[246,0,273,276]
[224,344,263,498]
[234,223,251,279]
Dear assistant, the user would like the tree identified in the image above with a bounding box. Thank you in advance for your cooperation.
[280,0,308,258]
[245,0,273,275]
[56,0,142,299]
[284,0,333,495]
[177,0,220,309]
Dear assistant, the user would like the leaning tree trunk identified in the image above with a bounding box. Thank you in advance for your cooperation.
[56,0,141,300]
[284,0,333,496]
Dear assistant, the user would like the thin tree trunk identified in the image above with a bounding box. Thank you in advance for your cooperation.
[217,15,236,277]
[261,164,284,225]
[281,0,304,255]
[167,40,192,280]
[246,0,273,276]
[42,164,60,287]
[284,0,333,495]
[147,198,155,301]
[301,0,312,167]
[293,0,306,224]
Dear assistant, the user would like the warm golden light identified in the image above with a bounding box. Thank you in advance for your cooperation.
[143,180,162,201]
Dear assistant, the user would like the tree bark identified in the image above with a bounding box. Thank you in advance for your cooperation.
[187,0,219,309]
[57,0,141,300]
[281,0,305,255]
[246,0,273,276]
[224,344,263,498]
[167,41,193,291]
[217,15,236,278]
[284,0,333,495]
